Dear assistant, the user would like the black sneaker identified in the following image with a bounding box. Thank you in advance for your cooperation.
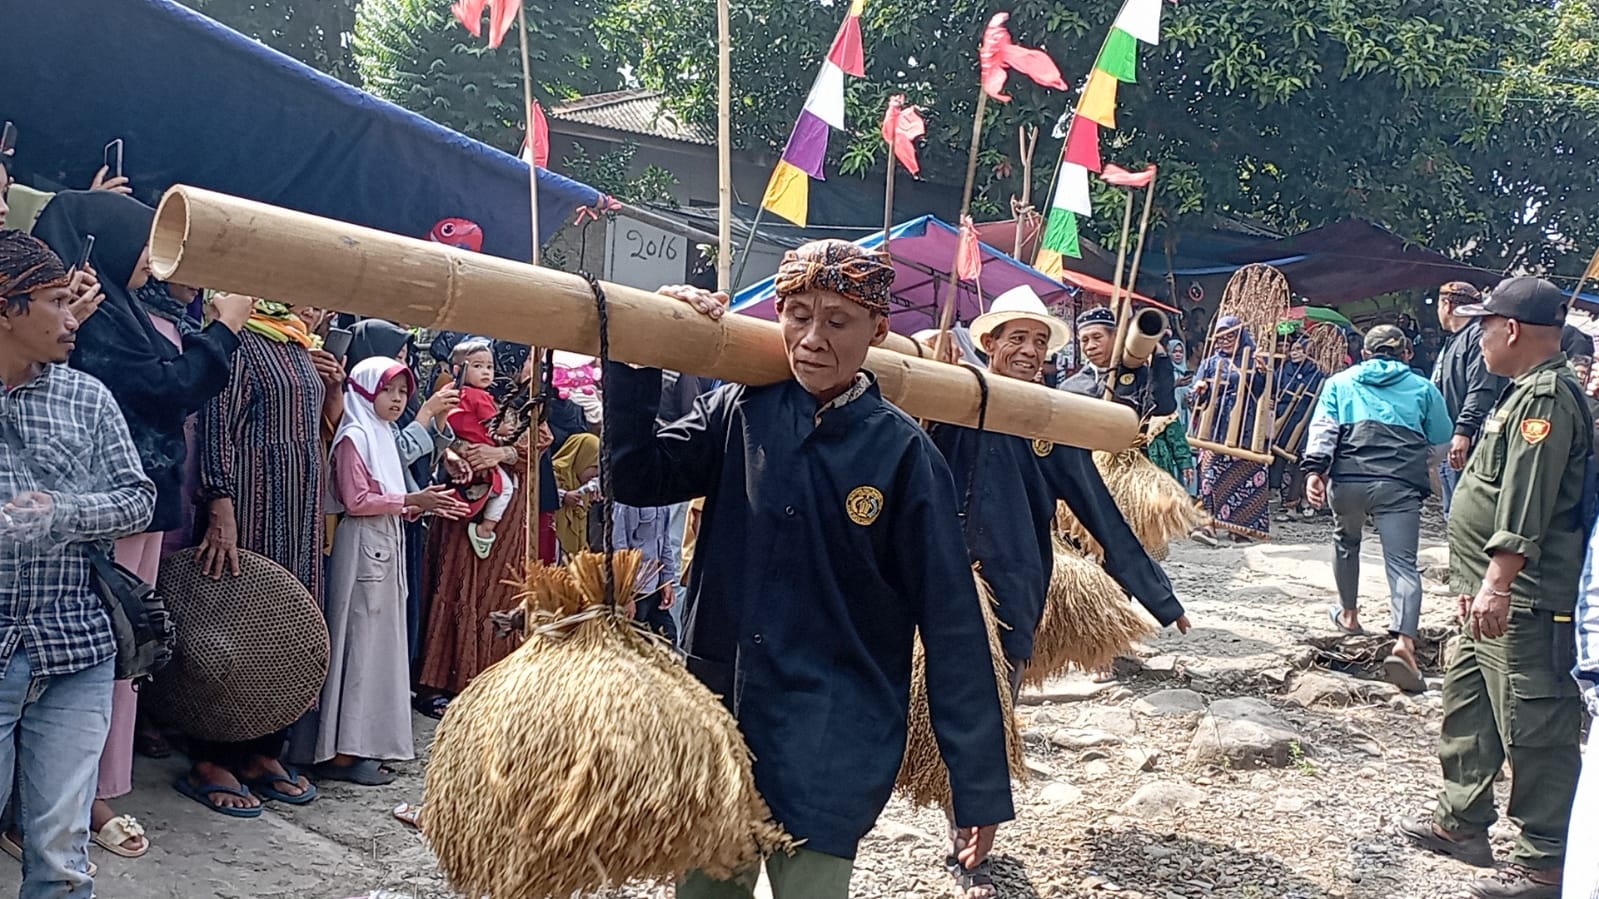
[1394,816,1495,868]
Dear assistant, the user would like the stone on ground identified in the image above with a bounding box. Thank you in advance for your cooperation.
[1283,670,1400,708]
[1132,688,1207,718]
[1121,781,1204,817]
[1187,697,1308,768]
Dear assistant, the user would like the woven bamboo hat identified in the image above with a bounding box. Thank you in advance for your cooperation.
[148,548,330,742]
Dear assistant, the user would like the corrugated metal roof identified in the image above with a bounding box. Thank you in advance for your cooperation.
[550,90,714,145]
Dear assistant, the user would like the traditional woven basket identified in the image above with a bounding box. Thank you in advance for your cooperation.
[895,569,1026,809]
[422,551,789,898]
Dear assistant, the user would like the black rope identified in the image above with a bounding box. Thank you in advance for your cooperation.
[581,272,618,611]
[959,363,991,520]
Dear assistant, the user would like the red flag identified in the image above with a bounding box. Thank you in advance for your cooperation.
[980,13,1069,102]
[881,95,925,177]
[452,0,520,49]
[1062,116,1102,173]
[520,100,550,170]
[956,216,983,282]
[1101,163,1157,188]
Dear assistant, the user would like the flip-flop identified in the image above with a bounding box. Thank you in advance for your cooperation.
[392,803,422,829]
[1,834,97,875]
[412,694,451,720]
[1382,654,1428,694]
[243,766,319,805]
[1328,605,1366,636]
[313,758,396,786]
[91,814,149,858]
[173,778,263,818]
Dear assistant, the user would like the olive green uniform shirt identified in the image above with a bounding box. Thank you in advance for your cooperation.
[1447,353,1591,615]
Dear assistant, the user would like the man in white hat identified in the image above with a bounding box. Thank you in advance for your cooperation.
[928,283,1190,899]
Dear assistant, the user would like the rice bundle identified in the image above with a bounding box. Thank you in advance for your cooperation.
[423,550,790,898]
[1057,447,1206,560]
[896,569,1026,809]
[1024,542,1157,687]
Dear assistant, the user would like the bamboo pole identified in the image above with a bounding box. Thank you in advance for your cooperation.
[932,90,989,365]
[1114,175,1159,365]
[1101,189,1137,401]
[1225,348,1250,448]
[150,186,1138,452]
[514,6,542,561]
[883,157,897,255]
[731,206,767,293]
[1194,355,1223,442]
[716,0,732,292]
[1251,350,1274,455]
[1191,438,1273,466]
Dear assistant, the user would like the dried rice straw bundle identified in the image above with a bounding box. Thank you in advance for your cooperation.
[896,568,1026,809]
[1025,542,1157,687]
[1055,447,1205,560]
[423,550,790,898]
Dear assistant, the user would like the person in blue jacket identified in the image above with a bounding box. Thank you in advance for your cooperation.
[605,240,1014,899]
[1301,325,1452,691]
[929,285,1190,899]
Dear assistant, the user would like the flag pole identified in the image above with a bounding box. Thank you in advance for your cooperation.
[732,207,767,292]
[1100,187,1135,400]
[716,0,733,292]
[1570,246,1599,306]
[932,90,989,363]
[882,156,897,255]
[1013,125,1038,259]
[515,3,543,562]
[1105,173,1158,395]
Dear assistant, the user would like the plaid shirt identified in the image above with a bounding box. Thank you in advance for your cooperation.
[0,364,155,677]
[1579,518,1599,716]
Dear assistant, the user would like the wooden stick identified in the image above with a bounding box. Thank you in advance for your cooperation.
[1225,348,1250,448]
[883,154,897,255]
[515,6,540,267]
[1013,125,1038,259]
[716,0,732,292]
[1195,357,1223,442]
[150,186,1140,453]
[1189,437,1273,466]
[932,90,989,365]
[1116,174,1159,357]
[731,206,767,293]
[1101,189,1136,401]
[1251,350,1274,455]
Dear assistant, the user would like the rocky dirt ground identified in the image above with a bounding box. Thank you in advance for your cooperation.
[1,505,1530,899]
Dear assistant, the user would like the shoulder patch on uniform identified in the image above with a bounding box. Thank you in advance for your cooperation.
[1032,438,1054,457]
[1118,372,1136,386]
[845,485,884,526]
[1520,418,1551,445]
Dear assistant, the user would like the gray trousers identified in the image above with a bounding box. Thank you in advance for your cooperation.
[1329,480,1424,639]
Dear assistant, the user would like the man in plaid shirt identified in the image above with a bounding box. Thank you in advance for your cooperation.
[1,231,153,899]
[1570,524,1599,899]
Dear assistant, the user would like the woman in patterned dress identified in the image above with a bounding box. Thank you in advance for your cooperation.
[1191,316,1272,544]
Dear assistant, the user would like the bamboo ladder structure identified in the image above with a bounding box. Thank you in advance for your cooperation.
[1187,264,1291,465]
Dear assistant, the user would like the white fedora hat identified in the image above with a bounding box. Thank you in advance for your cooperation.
[969,285,1069,354]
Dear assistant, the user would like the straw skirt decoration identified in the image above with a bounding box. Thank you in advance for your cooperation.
[896,569,1026,809]
[1025,543,1157,688]
[1057,449,1205,560]
[422,551,790,898]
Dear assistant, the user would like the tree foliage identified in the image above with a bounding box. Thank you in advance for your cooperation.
[178,0,361,84]
[604,0,1599,275]
[352,0,623,150]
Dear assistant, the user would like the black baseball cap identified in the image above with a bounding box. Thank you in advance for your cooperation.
[1455,276,1568,327]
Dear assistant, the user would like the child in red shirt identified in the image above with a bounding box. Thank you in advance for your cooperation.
[446,340,517,558]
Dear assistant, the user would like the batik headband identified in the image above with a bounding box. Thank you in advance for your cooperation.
[774,239,894,315]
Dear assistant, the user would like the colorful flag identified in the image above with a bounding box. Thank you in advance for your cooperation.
[1062,116,1101,173]
[1102,162,1156,188]
[1097,28,1139,83]
[881,95,926,176]
[1077,68,1119,128]
[1113,0,1163,46]
[1584,245,1599,283]
[979,13,1069,102]
[1037,162,1093,264]
[956,216,982,281]
[452,0,520,49]
[520,100,549,169]
[760,0,867,225]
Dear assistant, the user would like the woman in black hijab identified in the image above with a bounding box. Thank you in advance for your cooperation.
[32,191,253,853]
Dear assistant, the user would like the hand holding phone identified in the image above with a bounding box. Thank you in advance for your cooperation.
[74,235,96,273]
[0,121,16,157]
[103,139,123,179]
[323,327,353,360]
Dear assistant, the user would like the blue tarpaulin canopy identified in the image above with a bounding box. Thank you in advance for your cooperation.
[0,0,601,260]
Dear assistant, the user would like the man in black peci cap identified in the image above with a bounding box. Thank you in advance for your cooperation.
[1396,277,1590,898]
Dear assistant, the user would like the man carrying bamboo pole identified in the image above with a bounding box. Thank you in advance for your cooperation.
[605,240,1014,899]
[928,286,1188,898]
[1300,326,1452,692]
[1059,305,1177,419]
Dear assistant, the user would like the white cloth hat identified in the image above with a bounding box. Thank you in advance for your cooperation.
[969,285,1069,354]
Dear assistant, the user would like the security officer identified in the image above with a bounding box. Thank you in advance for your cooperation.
[1397,277,1590,899]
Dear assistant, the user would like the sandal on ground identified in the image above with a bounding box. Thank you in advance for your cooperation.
[1328,605,1366,636]
[313,758,397,786]
[1382,654,1428,694]
[392,803,422,829]
[91,815,148,858]
[948,856,996,899]
[467,523,497,560]
[1,834,97,876]
[173,778,263,818]
[1191,529,1220,547]
[243,765,319,805]
[412,694,451,719]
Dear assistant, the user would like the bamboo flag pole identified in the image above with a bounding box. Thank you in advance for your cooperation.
[151,186,1139,452]
[1570,245,1599,307]
[1012,125,1038,259]
[1100,189,1136,401]
[514,5,542,561]
[882,152,897,255]
[716,0,733,292]
[931,90,989,365]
